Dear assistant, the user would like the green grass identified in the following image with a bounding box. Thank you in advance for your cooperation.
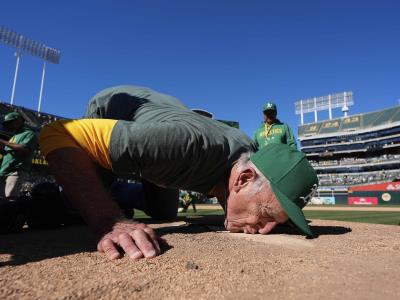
[304,210,400,225]
[134,208,400,225]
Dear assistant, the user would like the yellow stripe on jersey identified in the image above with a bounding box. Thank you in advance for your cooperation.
[39,119,117,170]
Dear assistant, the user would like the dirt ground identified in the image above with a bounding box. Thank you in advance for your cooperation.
[1,216,399,300]
[198,203,400,211]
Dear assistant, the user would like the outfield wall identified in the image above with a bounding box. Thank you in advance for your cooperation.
[315,182,400,205]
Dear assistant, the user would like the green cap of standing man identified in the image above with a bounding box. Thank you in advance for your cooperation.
[263,102,277,112]
[2,112,22,124]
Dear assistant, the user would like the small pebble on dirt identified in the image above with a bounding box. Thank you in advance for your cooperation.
[186,261,199,270]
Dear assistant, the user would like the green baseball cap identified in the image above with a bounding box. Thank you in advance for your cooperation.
[263,102,277,112]
[2,112,21,124]
[250,144,318,237]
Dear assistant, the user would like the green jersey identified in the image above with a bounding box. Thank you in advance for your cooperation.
[85,85,189,120]
[109,108,256,193]
[253,120,297,150]
[87,86,257,194]
[0,127,37,177]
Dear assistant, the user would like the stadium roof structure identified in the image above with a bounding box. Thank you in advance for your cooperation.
[298,105,400,140]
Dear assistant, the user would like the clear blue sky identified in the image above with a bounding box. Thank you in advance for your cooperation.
[0,0,399,139]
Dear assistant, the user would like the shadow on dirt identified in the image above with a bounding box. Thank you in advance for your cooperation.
[308,224,352,237]
[0,225,96,267]
[0,215,351,267]
[139,214,353,238]
[0,224,175,268]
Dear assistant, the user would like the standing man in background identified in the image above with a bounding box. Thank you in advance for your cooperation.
[0,112,37,200]
[253,102,297,150]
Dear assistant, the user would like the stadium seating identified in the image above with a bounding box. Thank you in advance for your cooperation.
[299,105,400,187]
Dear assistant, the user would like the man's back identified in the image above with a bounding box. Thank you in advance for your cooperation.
[109,108,256,193]
[85,85,189,120]
[70,85,257,193]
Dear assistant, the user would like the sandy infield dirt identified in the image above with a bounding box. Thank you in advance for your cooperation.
[1,216,399,300]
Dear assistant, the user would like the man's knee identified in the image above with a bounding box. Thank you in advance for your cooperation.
[109,180,179,220]
[143,182,179,220]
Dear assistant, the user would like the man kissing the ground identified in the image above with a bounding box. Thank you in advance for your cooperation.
[39,85,318,260]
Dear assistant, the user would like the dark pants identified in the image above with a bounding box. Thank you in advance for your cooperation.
[110,180,179,220]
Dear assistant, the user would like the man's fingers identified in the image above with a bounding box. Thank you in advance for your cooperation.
[143,227,161,254]
[98,238,121,260]
[118,233,143,259]
[130,229,157,258]
[96,222,162,260]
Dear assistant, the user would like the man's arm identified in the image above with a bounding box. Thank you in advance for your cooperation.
[45,147,161,260]
[253,130,260,148]
[285,125,297,150]
[0,139,31,155]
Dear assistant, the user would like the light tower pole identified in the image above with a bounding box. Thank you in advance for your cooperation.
[0,26,61,110]
[295,91,354,124]
[10,51,21,105]
[37,61,46,112]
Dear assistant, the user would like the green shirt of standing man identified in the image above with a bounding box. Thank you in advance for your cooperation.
[253,102,297,150]
[0,112,37,199]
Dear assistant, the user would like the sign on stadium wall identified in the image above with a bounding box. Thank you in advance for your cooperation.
[348,197,378,205]
[310,196,335,205]
[348,181,400,192]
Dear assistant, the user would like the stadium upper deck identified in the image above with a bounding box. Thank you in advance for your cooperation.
[298,105,400,187]
[299,105,400,140]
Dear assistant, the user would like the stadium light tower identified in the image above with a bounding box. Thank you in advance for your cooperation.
[0,26,61,111]
[295,91,354,124]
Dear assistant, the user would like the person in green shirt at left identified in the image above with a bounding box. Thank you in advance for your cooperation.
[253,101,297,150]
[0,112,37,199]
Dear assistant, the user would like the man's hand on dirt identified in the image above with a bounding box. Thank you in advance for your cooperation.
[97,220,161,260]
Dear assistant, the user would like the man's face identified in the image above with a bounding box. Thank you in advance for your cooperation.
[4,118,23,132]
[263,110,277,124]
[224,168,288,234]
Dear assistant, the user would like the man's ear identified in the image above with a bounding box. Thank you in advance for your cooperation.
[233,168,257,192]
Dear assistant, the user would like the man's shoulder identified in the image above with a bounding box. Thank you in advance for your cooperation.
[92,85,188,109]
[21,127,36,136]
[15,127,37,141]
[94,85,147,95]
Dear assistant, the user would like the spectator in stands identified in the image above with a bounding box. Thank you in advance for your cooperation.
[0,112,37,199]
[253,102,297,149]
[38,85,317,261]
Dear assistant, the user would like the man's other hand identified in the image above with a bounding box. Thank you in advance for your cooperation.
[97,220,162,260]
